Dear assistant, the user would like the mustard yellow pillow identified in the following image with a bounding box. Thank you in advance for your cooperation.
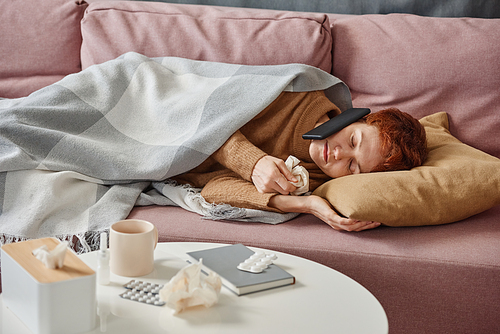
[313,112,500,226]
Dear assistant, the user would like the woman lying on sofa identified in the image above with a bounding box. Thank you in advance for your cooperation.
[173,90,427,232]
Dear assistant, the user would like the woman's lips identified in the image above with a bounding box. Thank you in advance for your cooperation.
[323,142,329,163]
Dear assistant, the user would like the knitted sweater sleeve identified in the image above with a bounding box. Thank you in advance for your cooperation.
[211,130,268,182]
[200,171,282,212]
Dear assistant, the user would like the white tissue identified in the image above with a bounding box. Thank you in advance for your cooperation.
[285,155,310,196]
[159,259,222,314]
[32,241,69,269]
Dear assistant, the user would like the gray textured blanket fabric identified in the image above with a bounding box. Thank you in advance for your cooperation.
[0,52,351,251]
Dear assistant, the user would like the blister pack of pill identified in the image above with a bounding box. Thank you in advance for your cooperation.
[118,280,165,306]
[237,251,278,273]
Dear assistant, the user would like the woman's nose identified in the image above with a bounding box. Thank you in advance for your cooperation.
[333,145,352,160]
[333,146,344,160]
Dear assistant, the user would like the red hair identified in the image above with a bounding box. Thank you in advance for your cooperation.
[361,108,427,172]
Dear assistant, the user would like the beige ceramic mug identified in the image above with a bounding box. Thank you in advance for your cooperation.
[109,219,158,277]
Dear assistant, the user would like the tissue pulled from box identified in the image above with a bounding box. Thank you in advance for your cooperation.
[32,241,68,269]
[159,259,222,314]
[285,155,310,196]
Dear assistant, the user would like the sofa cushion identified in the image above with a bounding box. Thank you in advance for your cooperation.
[313,112,500,226]
[331,14,500,159]
[80,1,332,71]
[0,0,87,98]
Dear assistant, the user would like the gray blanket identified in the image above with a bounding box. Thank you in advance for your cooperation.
[0,52,351,252]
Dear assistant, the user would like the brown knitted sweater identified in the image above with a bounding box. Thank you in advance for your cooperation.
[172,90,340,212]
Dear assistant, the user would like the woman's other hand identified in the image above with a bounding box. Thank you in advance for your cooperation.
[269,194,381,232]
[251,155,298,194]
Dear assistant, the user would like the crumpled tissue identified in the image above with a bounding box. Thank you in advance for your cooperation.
[32,241,69,269]
[285,155,310,196]
[159,259,222,314]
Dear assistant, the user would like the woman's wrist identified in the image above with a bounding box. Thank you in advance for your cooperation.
[268,194,310,214]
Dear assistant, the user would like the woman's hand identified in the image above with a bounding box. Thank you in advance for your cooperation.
[269,194,381,232]
[251,155,298,194]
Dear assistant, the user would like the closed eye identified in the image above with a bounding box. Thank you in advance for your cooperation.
[348,158,356,174]
[348,134,358,173]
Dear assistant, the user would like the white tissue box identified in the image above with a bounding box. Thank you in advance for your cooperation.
[1,238,96,334]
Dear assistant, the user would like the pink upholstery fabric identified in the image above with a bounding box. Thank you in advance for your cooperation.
[0,0,87,98]
[331,14,500,158]
[81,1,332,71]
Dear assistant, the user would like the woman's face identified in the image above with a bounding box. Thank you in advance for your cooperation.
[309,121,386,179]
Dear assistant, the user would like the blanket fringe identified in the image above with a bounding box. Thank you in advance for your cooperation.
[0,231,106,254]
[177,183,248,220]
[154,180,295,223]
[155,180,248,220]
[192,193,248,221]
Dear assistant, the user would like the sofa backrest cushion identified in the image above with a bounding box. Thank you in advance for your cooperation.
[0,0,87,98]
[331,14,500,159]
[80,1,332,72]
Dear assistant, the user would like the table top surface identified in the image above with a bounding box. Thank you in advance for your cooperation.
[1,242,388,334]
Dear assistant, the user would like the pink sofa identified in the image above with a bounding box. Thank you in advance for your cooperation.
[2,1,499,333]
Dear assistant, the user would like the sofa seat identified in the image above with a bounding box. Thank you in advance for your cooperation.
[128,204,500,333]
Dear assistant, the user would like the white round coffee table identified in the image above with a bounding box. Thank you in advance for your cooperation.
[0,242,388,333]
